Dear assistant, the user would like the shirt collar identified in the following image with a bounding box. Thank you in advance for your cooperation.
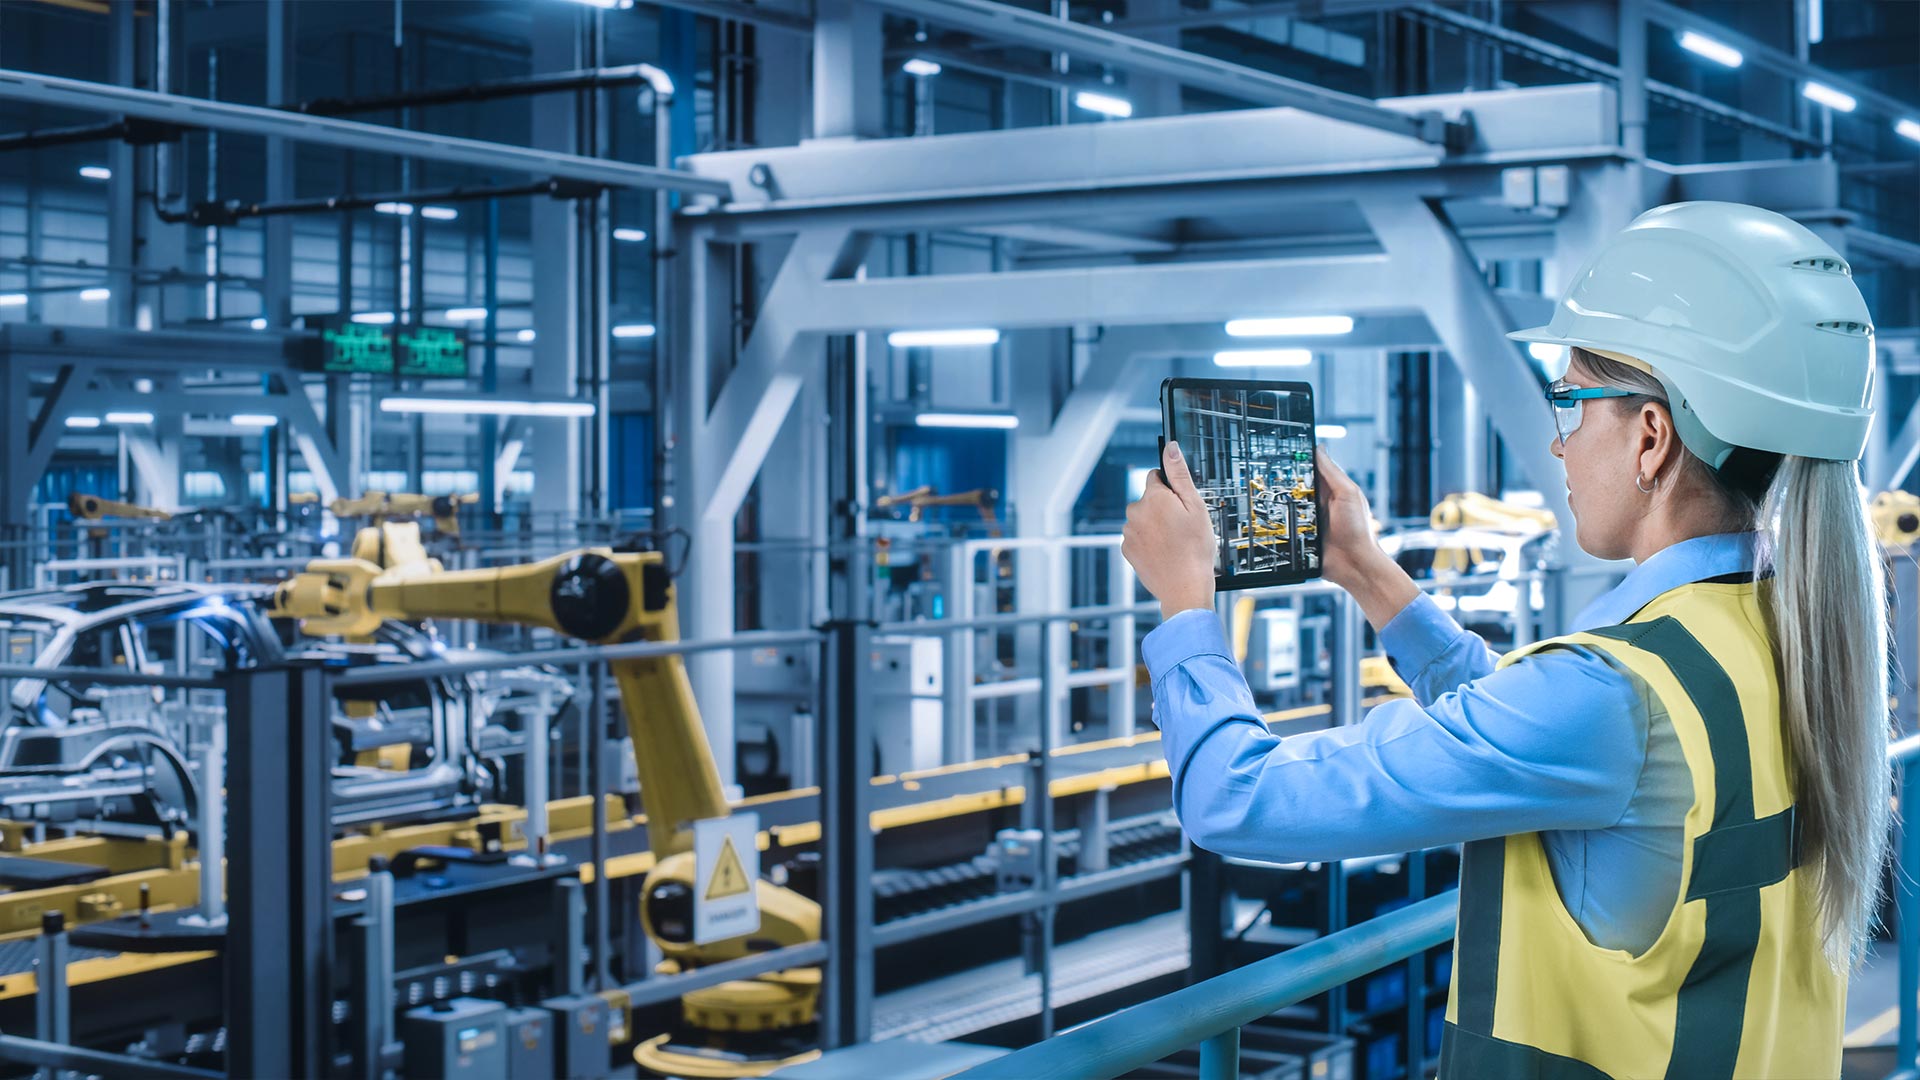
[1572,532,1760,630]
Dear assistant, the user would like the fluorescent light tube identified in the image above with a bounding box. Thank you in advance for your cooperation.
[915,413,1019,429]
[1316,424,1349,439]
[78,165,112,180]
[250,317,268,330]
[1677,31,1743,68]
[1074,91,1133,118]
[64,415,102,429]
[443,307,488,321]
[231,414,279,427]
[903,58,943,77]
[612,228,649,242]
[887,328,1001,348]
[612,323,656,339]
[79,288,110,302]
[1802,81,1857,113]
[419,206,459,221]
[374,202,414,216]
[351,312,396,325]
[0,294,26,307]
[562,0,633,7]
[380,397,596,418]
[1214,349,1312,367]
[1528,343,1567,363]
[1897,119,1920,143]
[106,411,155,425]
[517,329,537,342]
[1225,316,1354,337]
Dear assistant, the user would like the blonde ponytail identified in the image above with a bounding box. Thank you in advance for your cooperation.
[1574,347,1893,968]
[1757,456,1891,967]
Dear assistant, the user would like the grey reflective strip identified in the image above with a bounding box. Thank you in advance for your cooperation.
[1439,1022,1615,1080]
[1588,616,1767,1080]
[1451,836,1507,1036]
[1687,807,1799,901]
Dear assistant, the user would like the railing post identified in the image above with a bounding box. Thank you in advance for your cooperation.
[1198,1028,1239,1080]
[819,618,875,1048]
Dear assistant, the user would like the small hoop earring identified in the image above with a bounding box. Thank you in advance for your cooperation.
[1635,472,1659,494]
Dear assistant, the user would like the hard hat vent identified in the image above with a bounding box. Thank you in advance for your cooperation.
[1790,255,1851,276]
[1813,319,1872,337]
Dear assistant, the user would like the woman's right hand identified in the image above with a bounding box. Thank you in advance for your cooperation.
[1317,446,1420,631]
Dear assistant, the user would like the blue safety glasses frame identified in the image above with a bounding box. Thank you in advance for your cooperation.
[1544,379,1640,446]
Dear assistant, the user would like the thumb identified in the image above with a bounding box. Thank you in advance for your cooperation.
[1163,441,1202,506]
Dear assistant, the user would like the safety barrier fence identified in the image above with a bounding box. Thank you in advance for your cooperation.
[953,732,1920,1080]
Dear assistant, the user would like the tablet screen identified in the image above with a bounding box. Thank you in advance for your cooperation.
[1161,379,1322,589]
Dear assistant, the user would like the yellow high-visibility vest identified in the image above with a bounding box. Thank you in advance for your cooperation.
[1439,578,1844,1079]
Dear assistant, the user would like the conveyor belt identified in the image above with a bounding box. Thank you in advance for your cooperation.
[0,938,119,977]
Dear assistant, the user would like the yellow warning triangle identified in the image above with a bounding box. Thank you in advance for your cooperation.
[706,835,751,900]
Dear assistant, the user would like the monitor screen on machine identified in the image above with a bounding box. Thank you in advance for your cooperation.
[1159,378,1323,590]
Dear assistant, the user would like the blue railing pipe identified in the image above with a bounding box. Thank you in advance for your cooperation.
[949,890,1460,1080]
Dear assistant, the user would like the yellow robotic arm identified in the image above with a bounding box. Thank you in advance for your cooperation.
[272,549,822,1076]
[329,491,478,535]
[1873,491,1920,552]
[68,493,172,521]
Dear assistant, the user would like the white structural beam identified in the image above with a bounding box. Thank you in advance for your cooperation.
[0,66,732,197]
[861,0,1465,146]
[800,254,1418,332]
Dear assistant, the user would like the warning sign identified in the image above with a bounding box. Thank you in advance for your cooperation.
[706,836,750,900]
[693,812,760,945]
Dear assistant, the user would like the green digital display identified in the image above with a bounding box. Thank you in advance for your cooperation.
[397,326,469,378]
[320,323,397,375]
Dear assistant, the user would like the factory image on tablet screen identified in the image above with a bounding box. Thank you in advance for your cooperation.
[1163,380,1321,585]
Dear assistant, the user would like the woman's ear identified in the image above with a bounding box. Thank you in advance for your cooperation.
[1637,400,1680,483]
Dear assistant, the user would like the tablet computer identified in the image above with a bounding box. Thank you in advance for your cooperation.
[1159,378,1322,590]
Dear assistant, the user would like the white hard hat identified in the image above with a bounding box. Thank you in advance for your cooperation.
[1510,201,1875,464]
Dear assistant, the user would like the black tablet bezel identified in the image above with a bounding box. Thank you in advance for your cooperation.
[1159,377,1323,591]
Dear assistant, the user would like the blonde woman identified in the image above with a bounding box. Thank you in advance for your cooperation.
[1123,202,1886,1078]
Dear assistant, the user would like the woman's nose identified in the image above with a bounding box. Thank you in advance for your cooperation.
[1549,435,1565,461]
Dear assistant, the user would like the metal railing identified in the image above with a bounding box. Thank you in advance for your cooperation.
[955,714,1920,1079]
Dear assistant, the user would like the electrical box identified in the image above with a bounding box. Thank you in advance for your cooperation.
[869,635,944,775]
[401,998,508,1080]
[542,993,611,1080]
[504,1006,554,1080]
[1249,607,1302,691]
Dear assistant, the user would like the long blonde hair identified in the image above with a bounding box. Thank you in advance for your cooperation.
[1576,347,1891,968]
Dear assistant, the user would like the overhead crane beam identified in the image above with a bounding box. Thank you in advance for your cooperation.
[0,67,733,199]
[859,0,1471,149]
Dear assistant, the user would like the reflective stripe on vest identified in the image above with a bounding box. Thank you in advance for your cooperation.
[1437,582,1838,1080]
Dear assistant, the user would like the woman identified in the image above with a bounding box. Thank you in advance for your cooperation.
[1122,202,1887,1078]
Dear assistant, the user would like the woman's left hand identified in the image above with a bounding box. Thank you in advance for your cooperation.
[1122,441,1217,620]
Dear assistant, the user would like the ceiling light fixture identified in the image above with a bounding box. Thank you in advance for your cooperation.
[380,396,596,418]
[1802,81,1857,113]
[915,413,1020,429]
[1074,90,1133,118]
[1225,316,1354,337]
[1677,31,1743,68]
[887,328,1001,348]
[1214,349,1312,367]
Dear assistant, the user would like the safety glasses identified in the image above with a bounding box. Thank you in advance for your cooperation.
[1545,379,1639,447]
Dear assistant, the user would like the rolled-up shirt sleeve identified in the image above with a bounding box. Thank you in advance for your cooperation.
[1376,592,1500,706]
[1141,609,1647,862]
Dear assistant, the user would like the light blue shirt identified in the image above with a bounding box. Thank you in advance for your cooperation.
[1142,533,1759,954]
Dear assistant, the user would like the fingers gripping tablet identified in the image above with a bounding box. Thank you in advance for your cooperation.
[1159,378,1322,590]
